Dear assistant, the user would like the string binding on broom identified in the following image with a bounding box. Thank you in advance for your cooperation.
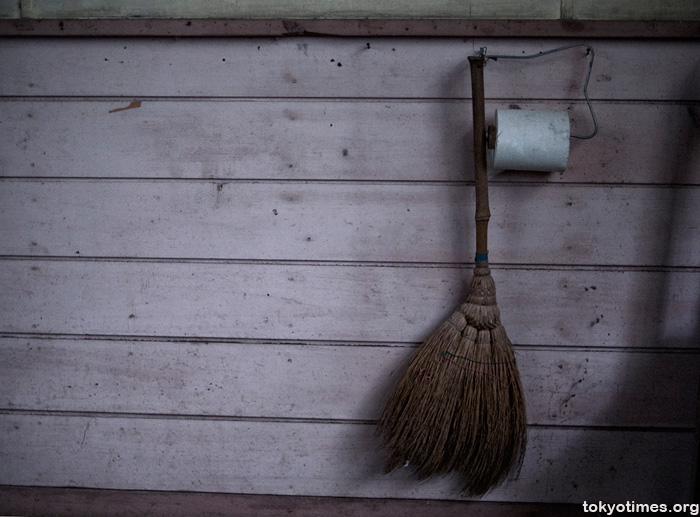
[440,350,519,391]
[440,350,515,365]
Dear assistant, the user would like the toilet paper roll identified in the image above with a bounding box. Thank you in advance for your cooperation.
[492,110,570,172]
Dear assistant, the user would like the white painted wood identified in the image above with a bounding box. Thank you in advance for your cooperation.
[2,180,699,267]
[0,0,19,18]
[0,259,697,349]
[2,100,698,185]
[2,337,697,427]
[517,347,700,427]
[1,38,698,100]
[1,33,698,505]
[0,414,694,502]
[571,0,700,20]
[20,0,561,20]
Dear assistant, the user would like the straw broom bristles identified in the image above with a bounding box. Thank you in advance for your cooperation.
[376,261,527,495]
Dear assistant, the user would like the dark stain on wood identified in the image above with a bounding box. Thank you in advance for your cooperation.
[109,101,142,114]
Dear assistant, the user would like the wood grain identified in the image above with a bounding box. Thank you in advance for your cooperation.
[570,0,700,20]
[0,0,19,18]
[0,33,698,505]
[1,180,699,267]
[0,487,587,517]
[0,413,694,502]
[0,259,697,348]
[12,0,700,21]
[19,0,561,20]
[4,18,700,38]
[2,38,698,100]
[2,100,699,185]
[1,336,697,427]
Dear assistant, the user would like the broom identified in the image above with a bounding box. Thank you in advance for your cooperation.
[376,54,527,496]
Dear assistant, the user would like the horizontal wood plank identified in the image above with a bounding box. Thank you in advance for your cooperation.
[2,100,699,185]
[0,0,19,19]
[3,19,700,38]
[2,180,698,267]
[1,38,698,100]
[0,413,694,502]
[20,0,561,20]
[2,336,697,427]
[0,487,587,517]
[571,0,700,21]
[13,0,700,22]
[0,260,697,348]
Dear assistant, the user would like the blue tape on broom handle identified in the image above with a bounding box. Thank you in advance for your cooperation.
[475,253,489,262]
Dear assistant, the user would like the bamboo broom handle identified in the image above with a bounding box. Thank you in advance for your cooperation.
[468,55,490,261]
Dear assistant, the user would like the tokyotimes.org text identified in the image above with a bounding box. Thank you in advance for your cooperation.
[583,501,699,515]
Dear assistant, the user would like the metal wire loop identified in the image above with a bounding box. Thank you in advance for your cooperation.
[480,44,599,140]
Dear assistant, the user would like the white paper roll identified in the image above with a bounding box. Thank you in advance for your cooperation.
[492,110,570,172]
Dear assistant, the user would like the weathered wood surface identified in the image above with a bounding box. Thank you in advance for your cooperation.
[3,100,699,185]
[4,18,700,38]
[18,0,562,20]
[569,0,700,21]
[0,34,699,506]
[2,336,697,427]
[0,413,694,502]
[1,180,698,267]
[5,0,700,21]
[2,38,699,101]
[0,487,588,517]
[0,259,697,349]
[0,0,18,19]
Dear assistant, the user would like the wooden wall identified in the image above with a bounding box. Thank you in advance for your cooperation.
[0,34,699,511]
[2,0,700,21]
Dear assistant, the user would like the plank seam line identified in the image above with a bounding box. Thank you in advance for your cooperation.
[2,19,700,39]
[2,177,698,189]
[1,96,698,105]
[1,255,699,272]
[0,408,694,433]
[0,408,373,425]
[0,485,597,505]
[2,332,699,354]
